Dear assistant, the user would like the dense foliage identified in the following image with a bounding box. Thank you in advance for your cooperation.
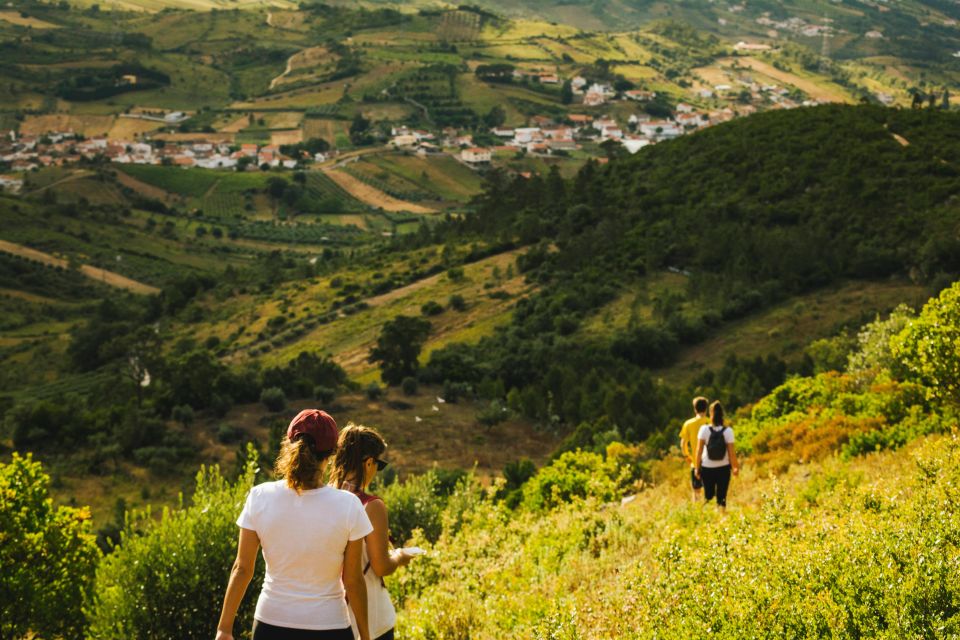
[0,453,100,640]
[86,448,262,639]
[425,105,958,444]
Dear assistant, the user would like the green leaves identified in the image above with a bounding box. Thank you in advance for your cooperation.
[892,281,960,405]
[0,453,100,640]
[85,445,261,640]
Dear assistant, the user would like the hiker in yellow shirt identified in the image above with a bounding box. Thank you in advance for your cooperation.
[680,397,710,502]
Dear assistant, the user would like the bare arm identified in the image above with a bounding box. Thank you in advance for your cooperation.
[695,439,705,478]
[365,499,411,578]
[343,538,371,640]
[215,527,260,640]
[728,442,740,476]
[680,430,692,463]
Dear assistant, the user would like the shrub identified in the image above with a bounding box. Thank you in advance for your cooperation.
[401,376,419,396]
[171,404,195,427]
[314,385,336,404]
[366,382,383,400]
[260,387,287,412]
[521,450,627,511]
[891,282,960,404]
[476,399,509,428]
[379,471,444,543]
[86,448,263,640]
[216,424,242,444]
[421,300,444,316]
[0,453,100,640]
[448,294,467,311]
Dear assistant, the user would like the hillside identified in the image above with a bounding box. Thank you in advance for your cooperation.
[10,279,959,640]
[2,104,957,528]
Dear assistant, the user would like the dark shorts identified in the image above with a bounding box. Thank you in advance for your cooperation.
[700,465,732,507]
[375,630,395,640]
[252,620,353,640]
[690,467,703,490]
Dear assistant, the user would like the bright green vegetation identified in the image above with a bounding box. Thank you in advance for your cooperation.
[10,281,960,639]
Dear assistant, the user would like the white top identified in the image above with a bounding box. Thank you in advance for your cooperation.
[237,481,374,630]
[698,424,735,468]
[349,513,397,639]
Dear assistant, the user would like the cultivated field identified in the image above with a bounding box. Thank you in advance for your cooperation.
[324,168,437,214]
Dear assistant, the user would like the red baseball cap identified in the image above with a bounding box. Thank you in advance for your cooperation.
[287,409,338,453]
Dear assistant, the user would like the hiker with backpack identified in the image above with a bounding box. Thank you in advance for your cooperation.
[331,424,417,640]
[680,396,711,502]
[695,401,740,509]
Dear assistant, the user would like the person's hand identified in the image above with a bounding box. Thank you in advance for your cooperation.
[694,468,701,480]
[215,630,233,640]
[392,549,414,567]
[732,466,740,477]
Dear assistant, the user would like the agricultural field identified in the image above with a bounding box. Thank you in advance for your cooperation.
[324,168,437,214]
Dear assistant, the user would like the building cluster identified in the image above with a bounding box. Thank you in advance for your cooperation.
[0,129,330,177]
[755,14,835,38]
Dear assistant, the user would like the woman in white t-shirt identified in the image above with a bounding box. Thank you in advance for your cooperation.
[695,401,740,510]
[216,409,374,640]
[331,425,417,640]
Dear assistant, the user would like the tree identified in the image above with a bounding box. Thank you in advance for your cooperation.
[0,454,100,640]
[349,112,373,145]
[483,105,506,129]
[368,315,432,385]
[891,282,960,405]
[560,79,573,105]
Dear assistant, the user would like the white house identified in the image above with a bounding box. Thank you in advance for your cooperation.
[514,128,542,144]
[461,147,492,164]
[0,175,23,192]
[621,137,651,154]
[583,91,606,107]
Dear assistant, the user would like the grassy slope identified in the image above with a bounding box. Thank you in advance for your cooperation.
[579,275,930,386]
[394,431,960,638]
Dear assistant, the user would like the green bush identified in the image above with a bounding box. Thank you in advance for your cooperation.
[314,385,336,403]
[448,294,467,311]
[366,382,383,400]
[86,447,263,639]
[892,281,960,404]
[379,471,445,544]
[260,387,287,412]
[401,376,419,396]
[0,453,100,640]
[521,450,628,511]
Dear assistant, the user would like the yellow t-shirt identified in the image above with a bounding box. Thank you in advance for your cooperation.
[680,416,710,467]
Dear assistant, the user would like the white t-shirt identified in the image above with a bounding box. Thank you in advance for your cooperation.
[236,480,374,630]
[698,424,735,468]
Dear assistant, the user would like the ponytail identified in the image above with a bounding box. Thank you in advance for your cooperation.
[710,400,724,426]
[275,435,333,494]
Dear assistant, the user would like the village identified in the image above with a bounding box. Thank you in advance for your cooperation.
[0,69,827,195]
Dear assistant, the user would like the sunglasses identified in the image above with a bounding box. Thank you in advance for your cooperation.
[370,457,388,471]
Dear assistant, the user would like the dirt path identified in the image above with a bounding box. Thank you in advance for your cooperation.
[0,239,160,295]
[269,46,330,90]
[323,168,436,214]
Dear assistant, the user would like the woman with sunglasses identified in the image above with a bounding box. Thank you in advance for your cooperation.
[331,425,414,640]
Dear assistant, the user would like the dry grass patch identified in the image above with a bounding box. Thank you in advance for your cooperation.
[20,114,115,137]
[0,10,59,28]
[324,168,436,214]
